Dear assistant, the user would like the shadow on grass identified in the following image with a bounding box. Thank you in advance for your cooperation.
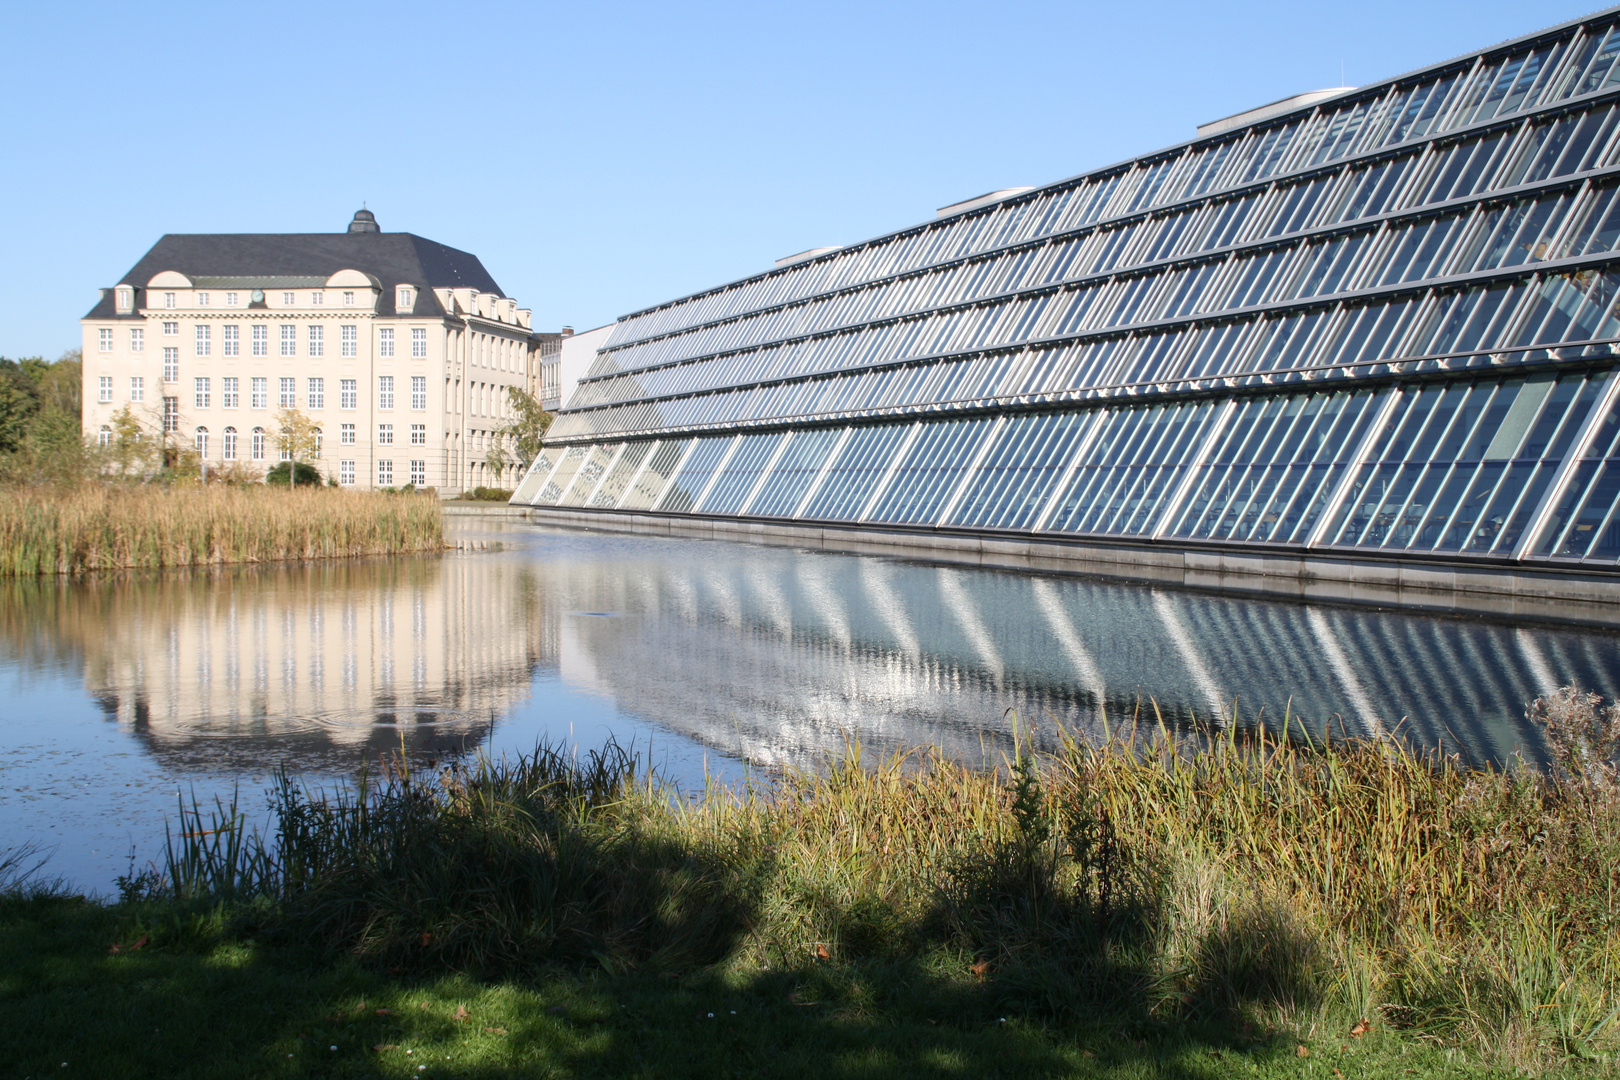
[0,891,1321,1080]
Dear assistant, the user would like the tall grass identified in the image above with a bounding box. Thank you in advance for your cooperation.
[151,691,1620,1071]
[0,485,443,575]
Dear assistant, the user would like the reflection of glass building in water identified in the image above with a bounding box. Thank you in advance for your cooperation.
[18,558,550,772]
[517,13,1620,595]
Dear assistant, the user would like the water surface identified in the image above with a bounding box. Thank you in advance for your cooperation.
[3,517,1617,893]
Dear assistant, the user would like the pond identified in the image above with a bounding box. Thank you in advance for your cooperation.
[3,515,1618,894]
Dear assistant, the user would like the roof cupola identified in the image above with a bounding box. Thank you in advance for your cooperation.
[347,208,380,234]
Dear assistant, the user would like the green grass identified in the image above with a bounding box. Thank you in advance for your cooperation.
[8,688,1620,1076]
[0,892,1489,1079]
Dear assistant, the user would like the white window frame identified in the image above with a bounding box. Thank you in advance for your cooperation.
[339,459,355,485]
[378,375,394,410]
[194,377,210,409]
[410,423,426,446]
[97,375,112,402]
[280,325,296,357]
[308,324,323,357]
[98,328,113,353]
[279,377,296,409]
[223,427,238,460]
[411,375,426,410]
[195,324,211,356]
[377,459,393,486]
[250,377,267,410]
[307,377,324,410]
[222,324,239,356]
[221,376,237,409]
[130,328,144,352]
[162,347,179,383]
[340,422,355,445]
[340,324,357,357]
[251,324,267,356]
[129,376,144,402]
[409,460,426,486]
[340,379,357,410]
[379,327,394,357]
[377,423,394,445]
[410,327,427,357]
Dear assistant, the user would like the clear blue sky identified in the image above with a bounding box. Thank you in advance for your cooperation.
[0,0,1603,359]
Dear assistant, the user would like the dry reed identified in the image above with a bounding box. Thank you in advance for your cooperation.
[0,484,444,575]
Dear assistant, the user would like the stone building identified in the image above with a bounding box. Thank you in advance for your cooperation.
[82,209,559,493]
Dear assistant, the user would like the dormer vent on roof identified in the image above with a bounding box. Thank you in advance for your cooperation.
[348,208,380,234]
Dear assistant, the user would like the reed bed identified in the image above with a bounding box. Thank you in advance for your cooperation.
[148,690,1620,1072]
[0,484,444,574]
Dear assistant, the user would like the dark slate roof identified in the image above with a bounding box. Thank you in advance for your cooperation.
[84,232,506,319]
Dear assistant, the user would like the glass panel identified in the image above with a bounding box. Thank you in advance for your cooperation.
[558,443,620,507]
[535,445,587,506]
[867,418,996,524]
[511,447,560,504]
[590,441,654,508]
[1171,389,1380,543]
[747,427,844,517]
[1046,400,1222,536]
[619,438,692,511]
[803,424,911,521]
[655,436,734,513]
[949,411,1095,530]
[697,431,787,515]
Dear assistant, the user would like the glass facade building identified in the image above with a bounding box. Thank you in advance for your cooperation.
[517,9,1620,573]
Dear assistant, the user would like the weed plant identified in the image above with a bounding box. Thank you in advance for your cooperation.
[0,484,444,574]
[140,691,1620,1073]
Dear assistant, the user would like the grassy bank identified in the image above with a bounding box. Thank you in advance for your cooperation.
[5,692,1617,1076]
[0,484,444,575]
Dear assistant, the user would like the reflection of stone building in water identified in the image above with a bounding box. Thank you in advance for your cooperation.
[57,556,549,772]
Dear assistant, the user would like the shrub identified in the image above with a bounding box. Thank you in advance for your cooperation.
[263,462,323,487]
[467,486,514,502]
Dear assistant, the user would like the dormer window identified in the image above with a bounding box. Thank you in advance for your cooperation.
[396,287,414,312]
[164,292,176,308]
[312,291,324,306]
[115,287,133,313]
[282,292,295,306]
[343,291,355,306]
[225,292,238,306]
[198,292,210,306]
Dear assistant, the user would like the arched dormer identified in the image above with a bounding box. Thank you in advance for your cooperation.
[147,270,192,288]
[325,268,380,290]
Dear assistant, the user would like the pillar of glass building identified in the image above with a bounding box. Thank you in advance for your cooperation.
[516,8,1620,585]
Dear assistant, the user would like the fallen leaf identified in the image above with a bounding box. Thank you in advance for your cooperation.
[813,943,830,961]
[1349,1018,1371,1037]
[484,1027,507,1036]
[1082,1050,1095,1059]
[969,959,991,979]
[453,1005,469,1022]
[375,1009,393,1016]
[1296,1045,1311,1058]
[419,932,433,948]
[132,935,148,950]
[1334,1071,1344,1078]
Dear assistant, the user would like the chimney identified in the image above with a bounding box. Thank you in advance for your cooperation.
[561,326,574,336]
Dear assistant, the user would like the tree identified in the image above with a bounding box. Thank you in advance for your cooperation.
[272,408,321,486]
[105,406,155,478]
[488,386,552,482]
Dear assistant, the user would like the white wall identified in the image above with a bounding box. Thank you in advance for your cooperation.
[556,323,615,411]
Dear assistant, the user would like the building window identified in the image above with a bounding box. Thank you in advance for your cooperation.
[223,427,237,460]
[311,291,323,306]
[97,376,112,403]
[279,377,296,408]
[282,292,295,306]
[195,325,211,356]
[308,324,323,357]
[115,287,132,311]
[195,427,208,457]
[162,321,178,336]
[340,324,356,357]
[397,287,412,310]
[251,324,267,356]
[377,423,394,445]
[251,427,265,460]
[307,377,324,410]
[250,377,267,409]
[197,292,210,307]
[378,376,394,409]
[162,348,179,382]
[129,376,144,402]
[411,328,427,357]
[162,397,179,433]
[164,292,176,308]
[377,459,393,486]
[225,292,238,306]
[410,375,426,410]
[313,427,323,454]
[280,325,295,357]
[340,422,355,445]
[98,425,112,447]
[409,423,426,446]
[98,328,113,352]
[130,328,144,352]
[221,376,237,408]
[409,460,426,486]
[343,291,355,306]
[340,379,357,410]
[279,441,291,461]
[379,327,394,357]
[194,377,210,409]
[339,459,355,485]
[222,325,239,356]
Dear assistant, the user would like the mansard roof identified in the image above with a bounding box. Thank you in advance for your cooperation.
[84,231,505,319]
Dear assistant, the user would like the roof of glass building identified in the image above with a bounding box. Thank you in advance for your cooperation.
[518,7,1620,570]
